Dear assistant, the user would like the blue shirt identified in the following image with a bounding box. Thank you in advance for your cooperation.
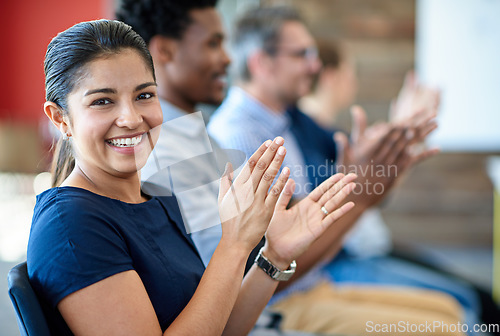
[287,105,338,187]
[27,187,204,332]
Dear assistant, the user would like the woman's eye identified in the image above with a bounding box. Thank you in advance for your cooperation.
[91,98,112,106]
[137,92,155,100]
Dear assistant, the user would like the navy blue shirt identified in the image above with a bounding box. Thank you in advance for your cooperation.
[287,105,340,187]
[27,187,205,332]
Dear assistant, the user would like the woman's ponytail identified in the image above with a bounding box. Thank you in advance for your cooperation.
[50,137,74,187]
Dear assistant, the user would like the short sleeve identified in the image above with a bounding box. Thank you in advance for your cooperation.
[27,190,134,308]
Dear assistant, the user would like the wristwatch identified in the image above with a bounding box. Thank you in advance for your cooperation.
[254,247,296,281]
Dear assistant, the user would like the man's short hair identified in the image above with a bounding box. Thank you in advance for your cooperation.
[231,6,303,82]
[116,0,218,45]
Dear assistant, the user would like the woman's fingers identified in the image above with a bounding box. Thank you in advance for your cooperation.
[249,137,285,192]
[275,178,296,211]
[322,201,356,229]
[264,167,290,209]
[309,173,345,203]
[236,137,285,189]
[218,137,286,223]
[321,181,357,217]
[236,140,272,183]
[218,162,234,204]
[255,147,287,197]
[317,173,357,207]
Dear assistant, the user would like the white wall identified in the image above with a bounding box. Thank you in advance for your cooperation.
[417,0,500,152]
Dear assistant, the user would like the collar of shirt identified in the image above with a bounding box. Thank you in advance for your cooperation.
[227,86,291,136]
[159,98,207,138]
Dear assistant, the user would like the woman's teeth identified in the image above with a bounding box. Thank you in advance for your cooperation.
[107,134,143,147]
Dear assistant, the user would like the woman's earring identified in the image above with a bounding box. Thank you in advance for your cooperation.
[62,133,70,140]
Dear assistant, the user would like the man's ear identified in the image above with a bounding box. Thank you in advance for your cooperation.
[247,50,273,80]
[44,102,71,137]
[149,35,177,63]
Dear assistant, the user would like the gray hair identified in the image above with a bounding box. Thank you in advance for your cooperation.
[230,6,303,82]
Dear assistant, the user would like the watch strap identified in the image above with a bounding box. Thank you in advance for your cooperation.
[254,247,296,281]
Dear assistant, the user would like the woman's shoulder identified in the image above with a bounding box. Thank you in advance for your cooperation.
[28,187,139,309]
[36,185,111,206]
[28,187,136,275]
[33,187,176,232]
[35,187,110,220]
[32,187,126,236]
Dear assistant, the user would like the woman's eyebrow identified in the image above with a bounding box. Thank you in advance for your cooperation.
[135,82,157,91]
[83,82,156,96]
[84,88,116,96]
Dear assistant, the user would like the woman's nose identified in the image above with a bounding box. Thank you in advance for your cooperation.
[116,102,143,129]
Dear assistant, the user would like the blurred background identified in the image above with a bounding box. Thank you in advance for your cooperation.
[1,0,498,334]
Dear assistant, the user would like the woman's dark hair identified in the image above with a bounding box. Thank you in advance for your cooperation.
[44,19,155,187]
[310,40,343,91]
[317,40,342,69]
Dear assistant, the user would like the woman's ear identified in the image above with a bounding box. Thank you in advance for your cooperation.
[44,102,71,137]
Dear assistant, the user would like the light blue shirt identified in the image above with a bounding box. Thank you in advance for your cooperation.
[208,86,311,197]
[141,98,245,265]
[208,87,328,300]
[142,95,325,301]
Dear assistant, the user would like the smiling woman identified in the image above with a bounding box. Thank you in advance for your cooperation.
[55,49,162,190]
[43,20,159,189]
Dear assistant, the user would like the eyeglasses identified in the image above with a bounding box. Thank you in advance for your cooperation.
[271,46,319,61]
